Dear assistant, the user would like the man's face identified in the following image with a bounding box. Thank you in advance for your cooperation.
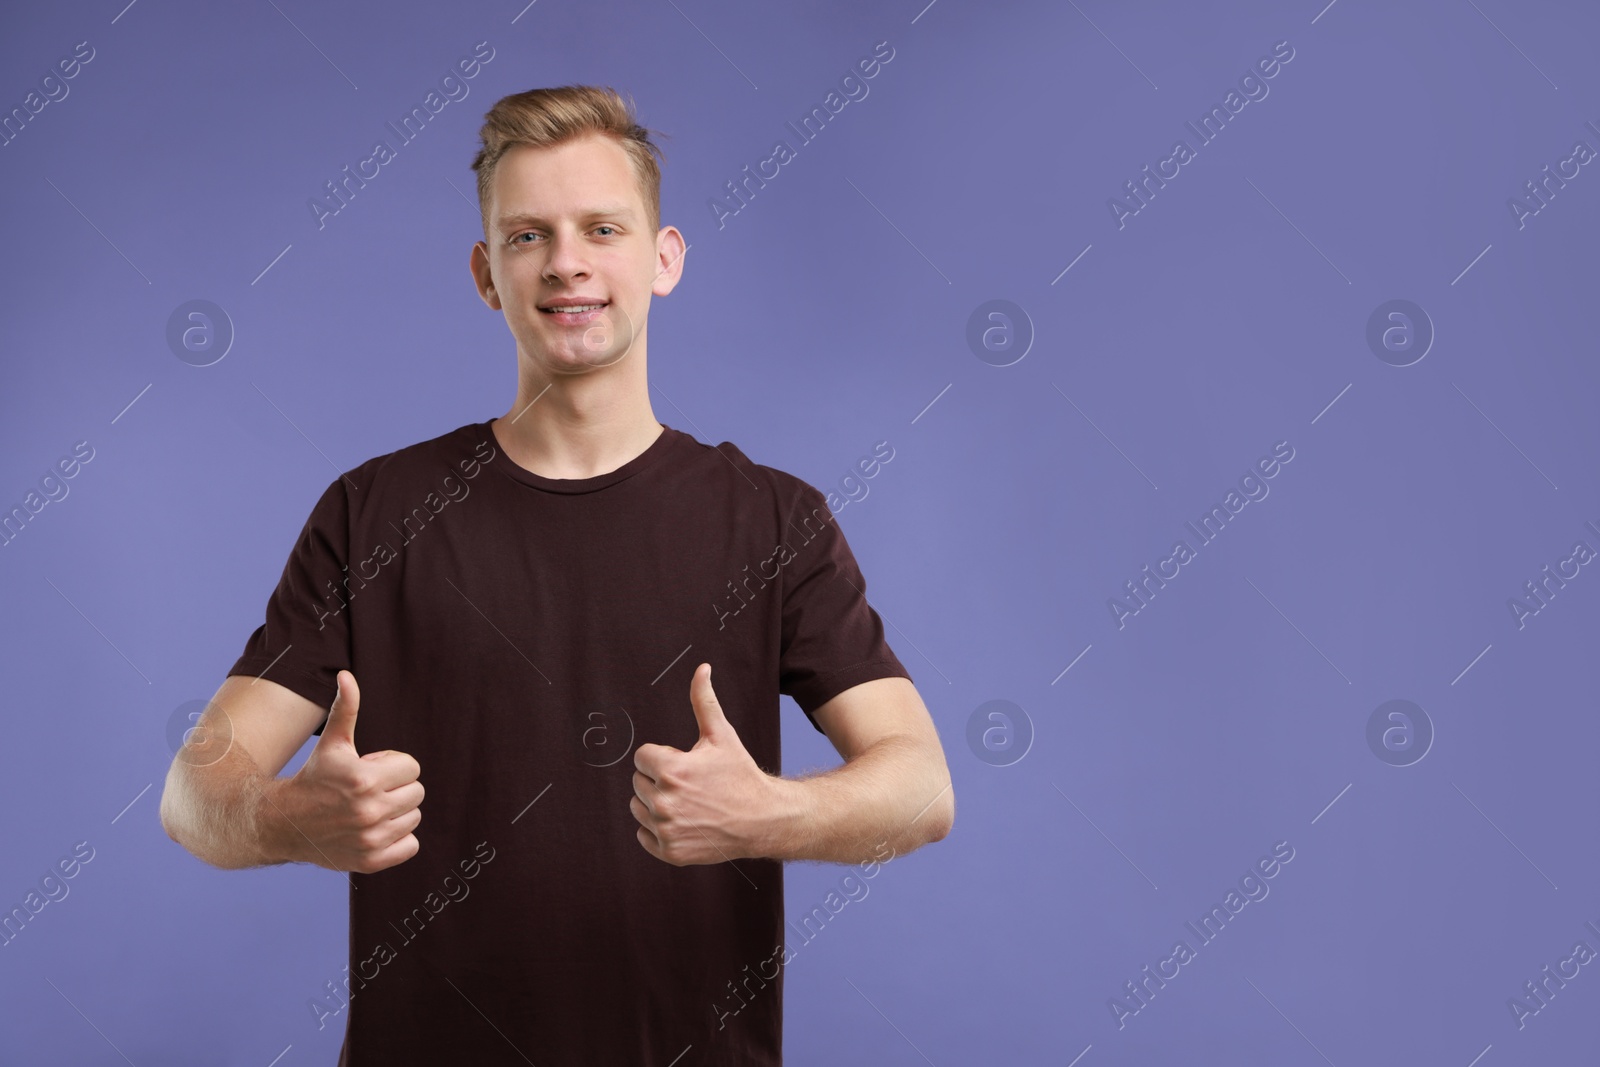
[472,132,680,374]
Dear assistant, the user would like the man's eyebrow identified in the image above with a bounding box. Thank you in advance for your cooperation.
[496,205,636,229]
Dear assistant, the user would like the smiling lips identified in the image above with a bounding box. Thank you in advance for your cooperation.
[539,300,609,326]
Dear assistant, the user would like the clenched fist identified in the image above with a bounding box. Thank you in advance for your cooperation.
[273,670,423,874]
[631,662,787,866]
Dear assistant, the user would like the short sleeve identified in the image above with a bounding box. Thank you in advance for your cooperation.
[226,474,354,735]
[777,484,912,732]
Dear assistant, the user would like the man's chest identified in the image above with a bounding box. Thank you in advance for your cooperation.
[340,497,788,765]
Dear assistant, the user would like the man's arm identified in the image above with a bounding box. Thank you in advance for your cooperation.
[762,676,955,865]
[159,674,325,869]
[632,667,953,868]
[160,671,424,874]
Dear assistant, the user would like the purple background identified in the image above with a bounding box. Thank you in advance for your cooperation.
[3,0,1598,1063]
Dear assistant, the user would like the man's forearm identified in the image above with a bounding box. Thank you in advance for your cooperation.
[160,747,290,870]
[759,736,954,864]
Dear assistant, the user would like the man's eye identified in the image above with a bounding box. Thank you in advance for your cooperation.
[509,228,614,244]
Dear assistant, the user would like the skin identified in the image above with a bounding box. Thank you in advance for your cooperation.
[633,664,955,866]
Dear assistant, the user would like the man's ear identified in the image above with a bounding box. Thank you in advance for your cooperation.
[470,242,503,310]
[652,226,687,297]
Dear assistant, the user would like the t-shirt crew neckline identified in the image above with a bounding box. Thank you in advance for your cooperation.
[481,418,682,494]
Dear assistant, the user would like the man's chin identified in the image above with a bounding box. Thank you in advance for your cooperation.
[524,343,632,372]
[534,311,636,369]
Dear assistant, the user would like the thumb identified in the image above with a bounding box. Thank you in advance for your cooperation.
[689,662,731,744]
[320,669,360,749]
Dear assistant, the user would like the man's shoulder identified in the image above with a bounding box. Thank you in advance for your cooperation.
[673,431,826,512]
[322,418,492,506]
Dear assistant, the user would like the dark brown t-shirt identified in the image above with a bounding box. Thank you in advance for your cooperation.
[226,417,912,1065]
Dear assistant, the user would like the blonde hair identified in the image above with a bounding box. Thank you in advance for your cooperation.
[470,85,668,240]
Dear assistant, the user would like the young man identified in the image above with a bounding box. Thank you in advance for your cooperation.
[160,85,953,1065]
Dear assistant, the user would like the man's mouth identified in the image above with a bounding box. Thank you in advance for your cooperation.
[539,301,609,325]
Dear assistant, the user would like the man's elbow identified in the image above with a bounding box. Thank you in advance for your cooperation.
[159,760,217,861]
[916,761,955,845]
[928,788,955,843]
[158,763,192,847]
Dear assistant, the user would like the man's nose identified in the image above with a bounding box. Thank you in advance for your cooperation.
[542,228,591,280]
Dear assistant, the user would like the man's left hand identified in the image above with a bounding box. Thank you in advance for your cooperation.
[631,662,789,866]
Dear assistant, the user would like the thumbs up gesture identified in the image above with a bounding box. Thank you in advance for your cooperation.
[278,670,424,874]
[631,663,786,866]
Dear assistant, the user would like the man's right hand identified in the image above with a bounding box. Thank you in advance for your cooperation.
[271,670,423,873]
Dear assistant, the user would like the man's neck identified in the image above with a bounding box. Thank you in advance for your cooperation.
[493,377,663,481]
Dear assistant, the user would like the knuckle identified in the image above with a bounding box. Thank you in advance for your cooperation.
[330,763,363,790]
